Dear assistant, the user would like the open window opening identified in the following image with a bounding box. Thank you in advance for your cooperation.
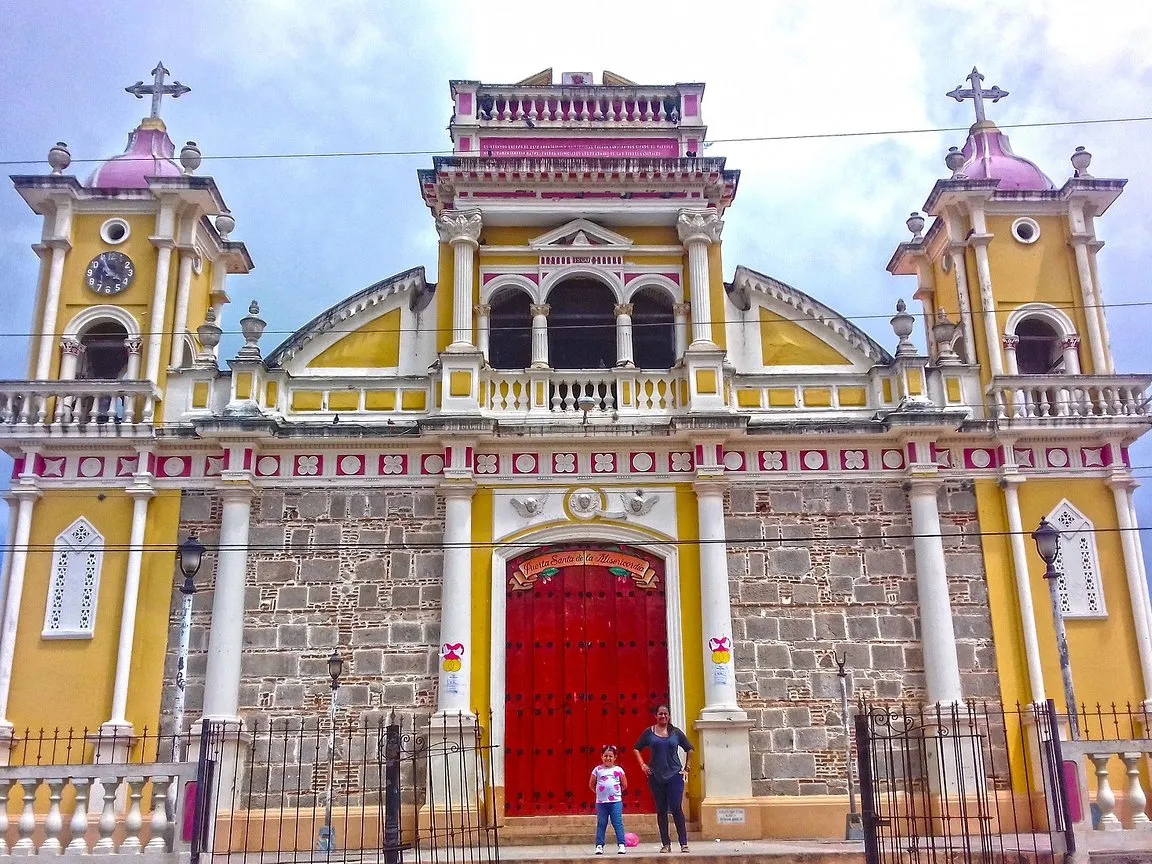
[547,278,616,370]
[79,321,130,380]
[630,287,675,369]
[1015,318,1063,374]
[488,289,532,370]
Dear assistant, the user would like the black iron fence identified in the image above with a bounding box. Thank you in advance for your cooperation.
[195,711,499,864]
[855,699,1073,864]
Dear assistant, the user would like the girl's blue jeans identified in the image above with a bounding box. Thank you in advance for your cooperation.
[595,801,625,845]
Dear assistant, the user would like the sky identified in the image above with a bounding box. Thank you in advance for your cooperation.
[2,0,1152,572]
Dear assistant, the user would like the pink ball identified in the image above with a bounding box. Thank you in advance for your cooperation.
[624,833,640,848]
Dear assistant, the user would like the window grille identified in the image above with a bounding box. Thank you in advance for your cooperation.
[1048,501,1106,619]
[43,518,104,638]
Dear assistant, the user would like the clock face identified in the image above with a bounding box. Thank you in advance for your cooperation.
[85,251,136,296]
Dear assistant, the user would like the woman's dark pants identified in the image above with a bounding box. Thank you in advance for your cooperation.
[648,775,687,847]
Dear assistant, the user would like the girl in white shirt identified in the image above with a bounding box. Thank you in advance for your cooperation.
[589,745,629,854]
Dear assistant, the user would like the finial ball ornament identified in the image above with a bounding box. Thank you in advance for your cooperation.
[945,146,966,175]
[48,142,71,175]
[906,212,925,239]
[1071,146,1093,178]
[180,141,202,175]
[215,211,235,239]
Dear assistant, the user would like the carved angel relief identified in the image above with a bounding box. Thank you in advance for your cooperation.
[568,488,658,520]
[509,495,547,518]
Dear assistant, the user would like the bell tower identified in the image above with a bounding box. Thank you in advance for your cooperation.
[0,63,251,753]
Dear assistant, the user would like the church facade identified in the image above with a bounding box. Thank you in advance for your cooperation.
[1,65,1151,839]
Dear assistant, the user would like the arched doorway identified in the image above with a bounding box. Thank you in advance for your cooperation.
[503,544,670,816]
[547,278,617,370]
[489,288,533,369]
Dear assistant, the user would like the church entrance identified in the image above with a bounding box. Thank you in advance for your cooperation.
[504,545,669,816]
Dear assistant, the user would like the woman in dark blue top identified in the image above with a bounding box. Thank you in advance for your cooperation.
[633,705,693,852]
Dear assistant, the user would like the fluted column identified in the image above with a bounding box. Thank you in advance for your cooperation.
[437,483,474,717]
[202,486,254,719]
[677,209,723,348]
[946,239,977,366]
[168,252,196,367]
[145,243,174,385]
[0,486,39,727]
[968,210,1004,377]
[614,303,635,368]
[474,304,491,362]
[672,303,690,362]
[34,242,70,380]
[436,210,483,351]
[529,304,550,369]
[908,479,964,705]
[104,485,153,730]
[695,479,740,713]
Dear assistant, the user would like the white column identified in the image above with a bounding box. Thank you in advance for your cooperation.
[1124,491,1152,680]
[144,244,174,384]
[1003,335,1020,375]
[947,240,978,366]
[202,486,253,719]
[34,245,69,379]
[908,479,964,705]
[529,304,550,369]
[967,224,1004,377]
[124,339,144,422]
[168,252,195,368]
[1001,478,1046,704]
[474,304,491,362]
[0,487,39,726]
[677,209,723,347]
[672,303,690,362]
[1061,336,1082,375]
[104,487,153,730]
[436,483,474,717]
[695,480,740,713]
[1067,203,1110,374]
[1110,480,1152,703]
[614,303,635,368]
[436,210,483,351]
[58,340,83,381]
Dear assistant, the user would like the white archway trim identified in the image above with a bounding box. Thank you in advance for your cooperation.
[1005,303,1078,339]
[488,523,685,788]
[481,274,539,305]
[540,265,625,304]
[624,274,684,304]
[61,305,141,341]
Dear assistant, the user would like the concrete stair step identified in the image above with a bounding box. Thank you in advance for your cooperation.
[501,814,701,847]
[489,839,866,864]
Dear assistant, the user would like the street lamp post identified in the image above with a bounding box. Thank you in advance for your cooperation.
[319,649,344,854]
[1032,518,1080,739]
[836,653,864,841]
[171,535,205,760]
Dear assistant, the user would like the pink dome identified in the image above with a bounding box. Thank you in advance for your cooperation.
[87,120,183,189]
[958,121,1053,191]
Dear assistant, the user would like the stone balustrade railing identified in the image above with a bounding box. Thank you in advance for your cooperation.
[1062,738,1152,851]
[987,374,1152,421]
[0,380,157,432]
[0,761,196,860]
[473,86,683,126]
[483,368,684,418]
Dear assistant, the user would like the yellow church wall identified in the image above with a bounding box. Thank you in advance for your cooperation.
[758,308,851,367]
[977,478,1142,794]
[7,490,180,750]
[306,308,402,369]
[434,242,455,353]
[182,256,214,360]
[469,488,494,737]
[707,243,727,349]
[674,484,705,812]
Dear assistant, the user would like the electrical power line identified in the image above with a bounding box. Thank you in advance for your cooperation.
[3,114,1152,168]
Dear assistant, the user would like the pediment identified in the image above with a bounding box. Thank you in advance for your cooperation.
[529,219,634,250]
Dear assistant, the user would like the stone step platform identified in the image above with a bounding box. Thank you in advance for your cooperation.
[491,840,866,864]
[501,814,702,847]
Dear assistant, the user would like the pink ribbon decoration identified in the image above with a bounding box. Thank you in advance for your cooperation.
[708,637,730,652]
[442,643,465,659]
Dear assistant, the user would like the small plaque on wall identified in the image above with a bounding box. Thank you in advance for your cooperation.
[716,808,746,825]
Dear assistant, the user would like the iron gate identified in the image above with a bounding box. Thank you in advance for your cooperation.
[855,699,1074,864]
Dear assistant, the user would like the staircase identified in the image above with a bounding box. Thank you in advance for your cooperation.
[502,814,702,847]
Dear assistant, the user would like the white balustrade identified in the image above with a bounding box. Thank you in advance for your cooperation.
[0,764,193,859]
[473,87,682,127]
[987,374,1151,421]
[0,380,156,432]
[1062,740,1152,846]
[482,369,684,417]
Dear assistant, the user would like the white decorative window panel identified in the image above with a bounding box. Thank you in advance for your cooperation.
[1048,501,1106,619]
[43,518,104,639]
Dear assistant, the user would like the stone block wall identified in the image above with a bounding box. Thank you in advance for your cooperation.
[167,488,444,733]
[725,479,998,797]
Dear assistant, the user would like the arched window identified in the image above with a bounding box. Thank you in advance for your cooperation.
[547,278,616,370]
[1015,318,1063,374]
[79,321,129,379]
[43,517,104,639]
[1047,500,1106,619]
[631,287,675,369]
[488,289,532,370]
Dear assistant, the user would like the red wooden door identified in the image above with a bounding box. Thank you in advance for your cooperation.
[505,546,669,816]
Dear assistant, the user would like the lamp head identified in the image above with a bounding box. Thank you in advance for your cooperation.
[177,535,205,593]
[327,649,344,689]
[1031,518,1061,568]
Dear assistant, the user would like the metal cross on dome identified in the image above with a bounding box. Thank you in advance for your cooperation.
[946,67,1008,124]
[124,62,191,119]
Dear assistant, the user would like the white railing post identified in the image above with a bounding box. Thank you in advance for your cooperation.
[93,777,119,853]
[1091,753,1122,830]
[66,777,91,854]
[145,775,170,852]
[1121,752,1152,829]
[119,777,145,852]
[40,777,65,854]
[13,780,35,855]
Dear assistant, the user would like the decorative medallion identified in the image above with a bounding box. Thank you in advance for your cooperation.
[723,450,746,471]
[592,452,617,473]
[512,453,539,475]
[1081,447,1106,468]
[337,454,365,476]
[159,455,191,478]
[379,454,407,475]
[421,453,445,475]
[294,454,323,477]
[801,450,827,471]
[475,453,499,474]
[629,452,655,473]
[116,456,139,477]
[881,449,904,470]
[552,452,577,473]
[759,451,786,471]
[1045,448,1070,469]
[669,452,694,472]
[256,455,280,477]
[79,457,104,479]
[841,450,868,471]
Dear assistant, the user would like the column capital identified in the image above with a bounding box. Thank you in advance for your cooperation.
[693,477,727,497]
[436,209,483,247]
[439,480,476,501]
[614,303,634,317]
[473,303,491,317]
[672,303,692,317]
[1061,335,1081,350]
[677,208,723,246]
[529,303,551,318]
[906,475,943,494]
[1002,334,1019,350]
[218,482,255,503]
[60,338,85,356]
[3,485,41,504]
[125,484,155,501]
